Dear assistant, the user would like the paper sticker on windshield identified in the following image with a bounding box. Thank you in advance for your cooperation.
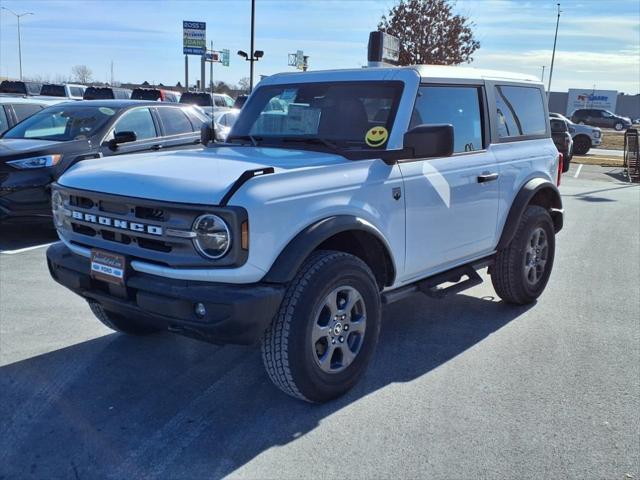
[365,126,388,147]
[99,107,115,116]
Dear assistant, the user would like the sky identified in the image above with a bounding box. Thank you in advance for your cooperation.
[0,0,638,94]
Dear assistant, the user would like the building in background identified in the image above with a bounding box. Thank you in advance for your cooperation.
[549,90,639,119]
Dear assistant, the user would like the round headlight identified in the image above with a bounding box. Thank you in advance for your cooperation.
[51,190,65,228]
[192,214,231,259]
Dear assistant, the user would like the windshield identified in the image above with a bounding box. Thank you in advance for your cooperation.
[229,81,403,150]
[3,105,119,141]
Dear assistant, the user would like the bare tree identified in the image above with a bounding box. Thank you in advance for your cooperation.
[237,77,250,93]
[378,0,479,65]
[71,65,93,84]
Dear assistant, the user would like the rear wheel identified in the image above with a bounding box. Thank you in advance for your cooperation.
[261,250,381,403]
[491,206,556,305]
[573,135,591,155]
[88,302,160,335]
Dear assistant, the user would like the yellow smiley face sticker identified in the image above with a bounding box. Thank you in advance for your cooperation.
[365,126,388,148]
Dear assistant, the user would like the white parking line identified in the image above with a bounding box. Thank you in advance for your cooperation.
[0,242,55,255]
[574,164,584,178]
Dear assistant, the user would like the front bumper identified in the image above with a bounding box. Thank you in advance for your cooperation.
[46,242,285,345]
[0,169,52,221]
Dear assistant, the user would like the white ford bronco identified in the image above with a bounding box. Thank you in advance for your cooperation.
[47,65,563,403]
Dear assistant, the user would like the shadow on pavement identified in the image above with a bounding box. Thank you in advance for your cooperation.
[0,293,532,479]
[0,222,58,252]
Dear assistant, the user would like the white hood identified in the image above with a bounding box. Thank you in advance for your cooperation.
[58,146,347,205]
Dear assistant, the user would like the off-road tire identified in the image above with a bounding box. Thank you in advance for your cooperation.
[573,135,591,155]
[89,301,160,335]
[491,206,556,305]
[261,250,382,403]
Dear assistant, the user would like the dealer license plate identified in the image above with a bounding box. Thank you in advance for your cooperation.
[90,249,126,286]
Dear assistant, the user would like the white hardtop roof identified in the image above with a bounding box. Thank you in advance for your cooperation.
[263,64,541,85]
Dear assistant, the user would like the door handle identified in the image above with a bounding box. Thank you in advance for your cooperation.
[477,173,499,183]
[151,144,163,151]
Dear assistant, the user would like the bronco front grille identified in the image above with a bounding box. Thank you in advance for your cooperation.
[58,188,207,267]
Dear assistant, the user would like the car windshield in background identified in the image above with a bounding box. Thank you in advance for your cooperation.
[229,81,403,150]
[180,92,213,107]
[3,105,119,141]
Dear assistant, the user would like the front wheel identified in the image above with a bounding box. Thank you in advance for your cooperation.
[614,122,624,131]
[491,206,556,305]
[261,250,381,403]
[573,135,591,155]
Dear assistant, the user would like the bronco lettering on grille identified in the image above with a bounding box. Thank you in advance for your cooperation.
[71,210,163,236]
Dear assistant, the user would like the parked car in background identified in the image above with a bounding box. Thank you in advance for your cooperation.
[83,87,132,100]
[0,100,208,222]
[0,96,65,135]
[233,94,248,109]
[570,108,632,131]
[40,84,86,100]
[0,80,42,96]
[550,112,601,155]
[212,109,240,141]
[550,117,573,172]
[131,88,180,102]
[179,92,234,117]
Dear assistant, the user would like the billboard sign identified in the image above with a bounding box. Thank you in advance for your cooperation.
[566,89,618,115]
[183,21,206,55]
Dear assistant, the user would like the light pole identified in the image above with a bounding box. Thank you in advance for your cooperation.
[541,65,546,83]
[547,3,561,94]
[237,0,263,93]
[1,7,34,81]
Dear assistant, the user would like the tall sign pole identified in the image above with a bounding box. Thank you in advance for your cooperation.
[185,55,188,91]
[249,0,256,92]
[547,3,561,95]
[210,40,214,94]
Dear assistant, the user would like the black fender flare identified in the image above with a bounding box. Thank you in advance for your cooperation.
[263,215,396,285]
[497,178,563,249]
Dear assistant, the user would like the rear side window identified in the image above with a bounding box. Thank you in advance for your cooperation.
[113,108,156,140]
[41,84,66,97]
[13,104,44,122]
[0,107,9,133]
[495,85,546,139]
[69,87,84,97]
[157,107,193,135]
[410,85,484,153]
[550,119,567,133]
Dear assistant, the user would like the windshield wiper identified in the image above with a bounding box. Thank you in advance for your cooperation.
[227,134,259,146]
[278,137,340,151]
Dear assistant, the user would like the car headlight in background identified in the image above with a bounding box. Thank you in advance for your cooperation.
[192,214,231,259]
[51,190,69,229]
[7,154,62,169]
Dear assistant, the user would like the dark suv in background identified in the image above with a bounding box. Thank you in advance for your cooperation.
[550,117,573,172]
[571,108,632,131]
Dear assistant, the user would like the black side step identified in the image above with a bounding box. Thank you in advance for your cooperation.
[381,256,493,305]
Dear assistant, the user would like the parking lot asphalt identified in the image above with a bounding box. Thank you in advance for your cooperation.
[1,165,638,479]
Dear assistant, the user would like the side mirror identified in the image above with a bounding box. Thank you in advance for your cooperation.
[201,123,214,145]
[403,124,454,159]
[108,131,137,150]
